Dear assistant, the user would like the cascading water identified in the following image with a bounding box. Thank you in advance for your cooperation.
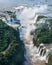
[1,4,52,65]
[15,4,51,65]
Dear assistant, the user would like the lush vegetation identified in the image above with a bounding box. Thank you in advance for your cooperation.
[0,20,24,65]
[34,17,52,44]
[34,16,52,65]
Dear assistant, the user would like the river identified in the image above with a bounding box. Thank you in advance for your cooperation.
[0,1,52,65]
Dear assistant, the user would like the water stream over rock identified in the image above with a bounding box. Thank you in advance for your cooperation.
[15,5,51,65]
[0,4,52,65]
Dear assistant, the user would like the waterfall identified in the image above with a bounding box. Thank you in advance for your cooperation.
[0,4,52,65]
[15,5,50,65]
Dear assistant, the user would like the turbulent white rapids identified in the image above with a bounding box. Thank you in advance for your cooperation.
[1,4,52,65]
[15,5,52,65]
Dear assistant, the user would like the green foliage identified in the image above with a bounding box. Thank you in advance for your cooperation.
[0,20,24,65]
[35,18,52,44]
[0,20,9,52]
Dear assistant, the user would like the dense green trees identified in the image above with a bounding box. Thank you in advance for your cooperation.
[0,20,24,65]
[34,17,52,44]
[34,17,52,65]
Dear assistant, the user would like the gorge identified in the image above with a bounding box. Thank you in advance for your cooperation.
[0,4,52,65]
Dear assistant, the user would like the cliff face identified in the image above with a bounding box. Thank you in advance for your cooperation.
[0,19,24,65]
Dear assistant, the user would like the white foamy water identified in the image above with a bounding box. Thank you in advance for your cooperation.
[0,3,52,65]
[15,4,52,65]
